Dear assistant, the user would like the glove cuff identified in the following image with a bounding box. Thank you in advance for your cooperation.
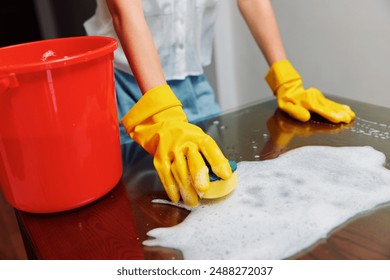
[265,59,302,95]
[121,84,183,134]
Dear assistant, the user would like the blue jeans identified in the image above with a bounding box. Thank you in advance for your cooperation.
[114,68,221,143]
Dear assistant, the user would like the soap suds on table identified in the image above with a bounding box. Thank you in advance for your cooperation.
[143,146,390,259]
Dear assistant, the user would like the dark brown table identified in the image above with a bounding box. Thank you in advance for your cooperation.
[15,97,390,259]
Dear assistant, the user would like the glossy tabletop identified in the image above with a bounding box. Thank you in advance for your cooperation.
[16,97,390,259]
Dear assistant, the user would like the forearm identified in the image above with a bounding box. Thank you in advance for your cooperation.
[237,0,286,65]
[106,0,166,93]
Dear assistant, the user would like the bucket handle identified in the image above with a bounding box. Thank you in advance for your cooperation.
[0,73,19,96]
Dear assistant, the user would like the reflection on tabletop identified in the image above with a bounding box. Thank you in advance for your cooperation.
[261,109,352,160]
[121,140,187,259]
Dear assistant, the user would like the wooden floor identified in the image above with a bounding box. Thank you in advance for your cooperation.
[0,191,27,260]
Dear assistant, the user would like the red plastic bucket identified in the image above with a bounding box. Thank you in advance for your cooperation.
[0,36,122,213]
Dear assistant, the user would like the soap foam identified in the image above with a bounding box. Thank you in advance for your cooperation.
[143,146,390,259]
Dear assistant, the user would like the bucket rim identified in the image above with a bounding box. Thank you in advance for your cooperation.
[0,36,118,75]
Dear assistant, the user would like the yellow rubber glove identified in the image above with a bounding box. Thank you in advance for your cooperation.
[121,84,232,206]
[265,60,355,123]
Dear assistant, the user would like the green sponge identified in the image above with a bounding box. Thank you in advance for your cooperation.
[209,160,237,182]
[203,160,238,199]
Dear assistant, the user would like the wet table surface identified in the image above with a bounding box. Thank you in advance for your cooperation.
[16,96,390,259]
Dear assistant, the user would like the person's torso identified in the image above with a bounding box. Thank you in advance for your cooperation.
[84,0,219,80]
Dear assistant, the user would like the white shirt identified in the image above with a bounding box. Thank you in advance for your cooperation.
[84,0,219,80]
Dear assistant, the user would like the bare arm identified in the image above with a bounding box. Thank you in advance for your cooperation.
[105,0,166,93]
[237,0,286,66]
